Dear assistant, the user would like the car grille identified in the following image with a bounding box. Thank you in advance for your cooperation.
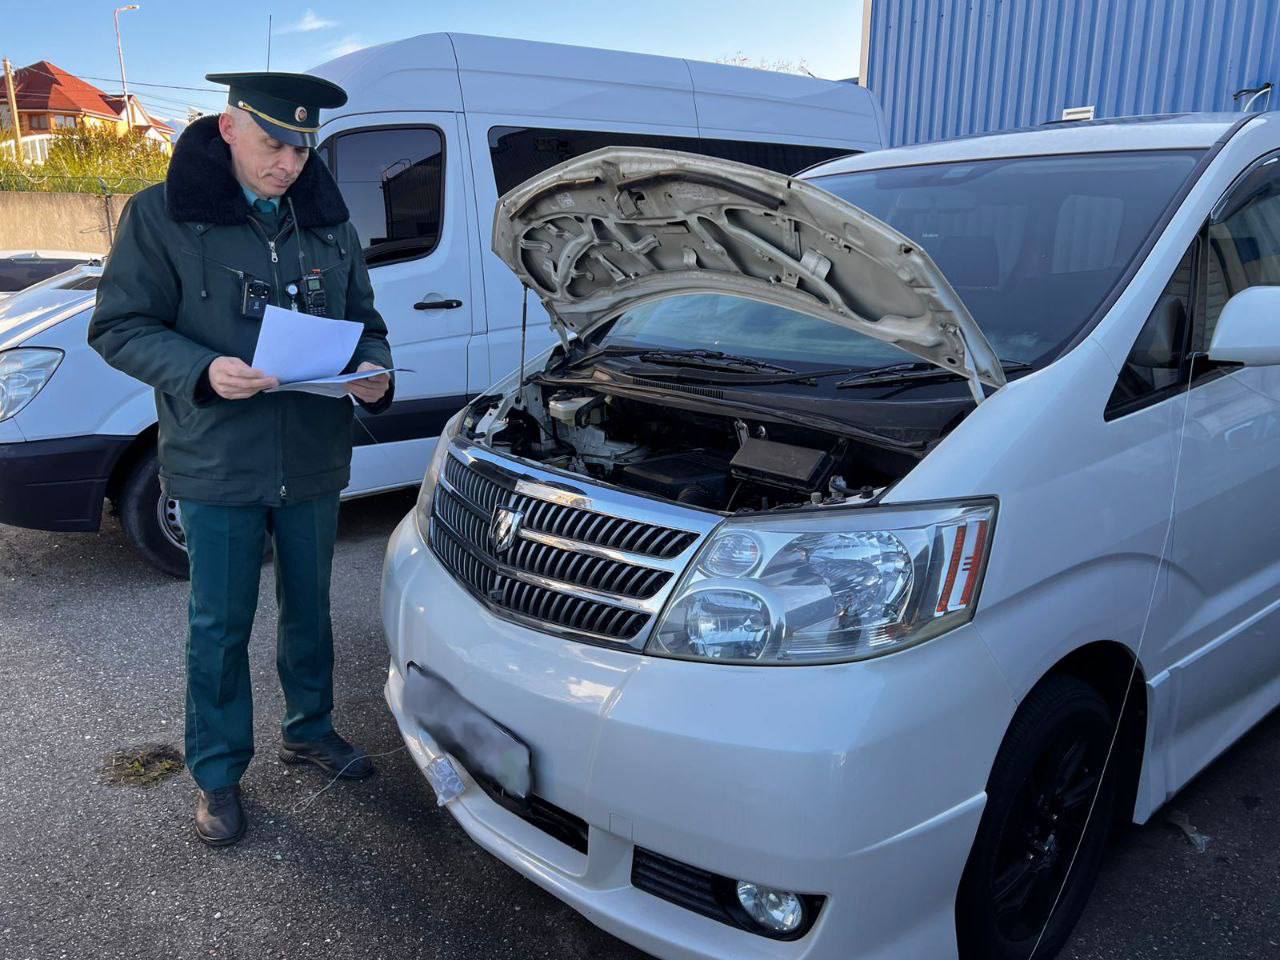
[480,785,590,855]
[429,445,709,645]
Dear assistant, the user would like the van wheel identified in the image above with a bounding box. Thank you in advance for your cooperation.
[118,450,190,578]
[956,676,1118,960]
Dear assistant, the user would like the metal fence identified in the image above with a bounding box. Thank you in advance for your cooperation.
[0,133,54,164]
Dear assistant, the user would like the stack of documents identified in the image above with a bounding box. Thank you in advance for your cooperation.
[251,305,410,397]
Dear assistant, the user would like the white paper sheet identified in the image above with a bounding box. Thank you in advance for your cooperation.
[250,305,364,384]
[266,367,413,397]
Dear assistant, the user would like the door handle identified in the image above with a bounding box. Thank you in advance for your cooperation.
[414,298,463,310]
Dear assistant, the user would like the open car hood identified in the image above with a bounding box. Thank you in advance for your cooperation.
[491,147,1005,401]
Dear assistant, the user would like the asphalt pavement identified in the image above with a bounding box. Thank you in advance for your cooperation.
[1,493,1278,960]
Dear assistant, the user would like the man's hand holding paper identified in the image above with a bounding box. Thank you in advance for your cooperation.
[348,362,391,403]
[246,304,406,399]
[208,356,279,400]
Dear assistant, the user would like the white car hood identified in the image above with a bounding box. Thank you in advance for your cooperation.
[491,147,1005,400]
[0,287,95,351]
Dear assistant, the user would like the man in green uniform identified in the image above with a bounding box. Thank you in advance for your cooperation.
[89,72,393,846]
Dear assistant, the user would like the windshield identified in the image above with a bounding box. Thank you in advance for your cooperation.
[593,150,1202,370]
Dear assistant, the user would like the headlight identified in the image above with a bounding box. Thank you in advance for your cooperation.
[648,500,995,664]
[414,408,466,538]
[0,348,63,422]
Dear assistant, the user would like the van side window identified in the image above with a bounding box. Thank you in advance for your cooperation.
[325,126,444,266]
[487,126,852,195]
[691,139,853,176]
[1105,240,1197,418]
[1202,158,1280,347]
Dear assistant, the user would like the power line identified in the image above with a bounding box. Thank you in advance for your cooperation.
[4,62,213,121]
[9,62,221,111]
[6,94,201,114]
[112,90,210,113]
[26,62,221,104]
[14,62,221,93]
[78,75,222,94]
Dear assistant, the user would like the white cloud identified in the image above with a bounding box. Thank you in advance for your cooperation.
[326,34,368,58]
[278,9,337,33]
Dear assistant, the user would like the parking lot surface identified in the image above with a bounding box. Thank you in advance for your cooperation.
[2,493,1278,960]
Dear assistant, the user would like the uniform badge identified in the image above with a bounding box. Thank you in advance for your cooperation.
[295,106,308,123]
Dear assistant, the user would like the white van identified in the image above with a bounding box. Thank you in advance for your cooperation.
[0,33,882,575]
[380,112,1280,960]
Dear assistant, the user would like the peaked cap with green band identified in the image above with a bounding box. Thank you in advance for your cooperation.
[205,71,348,148]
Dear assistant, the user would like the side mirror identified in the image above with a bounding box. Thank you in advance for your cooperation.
[1131,294,1187,369]
[1208,286,1280,365]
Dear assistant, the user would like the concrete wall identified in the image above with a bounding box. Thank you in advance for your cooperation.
[0,191,127,254]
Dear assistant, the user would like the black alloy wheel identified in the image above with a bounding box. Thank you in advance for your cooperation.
[956,676,1120,960]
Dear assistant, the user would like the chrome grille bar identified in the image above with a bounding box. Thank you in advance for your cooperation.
[428,440,721,647]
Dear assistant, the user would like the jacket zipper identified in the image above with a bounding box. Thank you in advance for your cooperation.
[247,215,292,502]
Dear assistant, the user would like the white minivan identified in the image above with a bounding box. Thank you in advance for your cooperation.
[0,33,881,575]
[381,112,1280,960]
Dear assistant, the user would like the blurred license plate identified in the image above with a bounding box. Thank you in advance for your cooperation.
[404,663,532,799]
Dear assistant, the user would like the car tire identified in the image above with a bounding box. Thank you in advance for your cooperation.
[118,449,191,579]
[956,675,1119,960]
[117,450,274,579]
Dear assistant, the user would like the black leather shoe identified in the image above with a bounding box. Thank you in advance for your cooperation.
[195,785,245,846]
[279,730,374,779]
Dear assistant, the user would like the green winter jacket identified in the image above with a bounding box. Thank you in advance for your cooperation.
[89,115,393,505]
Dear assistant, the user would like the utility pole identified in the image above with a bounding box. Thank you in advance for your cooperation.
[2,58,21,161]
[114,5,140,127]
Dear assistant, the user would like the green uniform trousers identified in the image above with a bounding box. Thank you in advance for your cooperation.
[179,494,341,790]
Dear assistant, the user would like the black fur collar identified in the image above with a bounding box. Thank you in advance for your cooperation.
[165,114,348,227]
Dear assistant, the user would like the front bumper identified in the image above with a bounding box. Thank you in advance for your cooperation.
[0,433,133,531]
[382,511,1016,960]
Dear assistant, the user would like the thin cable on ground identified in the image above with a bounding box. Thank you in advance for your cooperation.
[1028,354,1198,958]
[289,745,408,815]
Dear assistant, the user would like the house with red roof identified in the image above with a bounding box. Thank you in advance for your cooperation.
[0,60,174,160]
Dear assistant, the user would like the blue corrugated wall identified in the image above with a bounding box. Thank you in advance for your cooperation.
[865,0,1280,145]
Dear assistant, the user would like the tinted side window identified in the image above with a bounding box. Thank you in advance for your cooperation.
[1203,160,1280,345]
[0,259,82,291]
[692,139,850,176]
[487,126,855,195]
[489,127,700,195]
[327,127,444,266]
[1106,241,1197,418]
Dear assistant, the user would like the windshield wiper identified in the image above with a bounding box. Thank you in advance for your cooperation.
[564,345,797,375]
[837,358,1031,389]
[636,348,798,374]
[621,364,864,386]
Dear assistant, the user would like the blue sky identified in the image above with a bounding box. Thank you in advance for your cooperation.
[7,1,864,124]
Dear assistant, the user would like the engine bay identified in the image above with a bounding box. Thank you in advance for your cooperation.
[460,372,930,514]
